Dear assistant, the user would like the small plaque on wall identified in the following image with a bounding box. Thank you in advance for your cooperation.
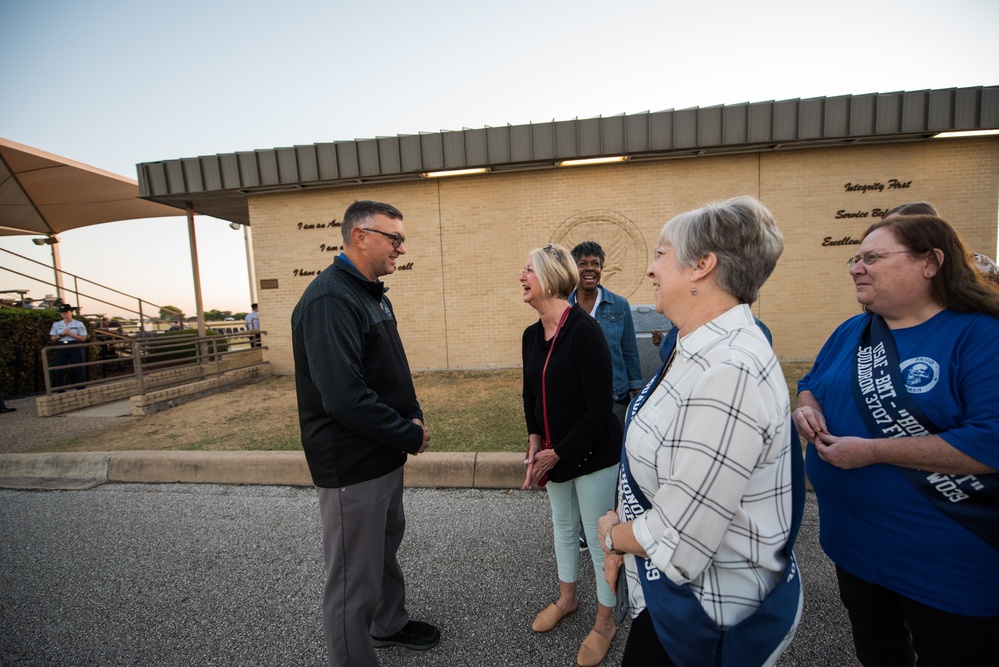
[260,279,279,290]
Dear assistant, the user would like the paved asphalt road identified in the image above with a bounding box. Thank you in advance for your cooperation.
[1,484,855,666]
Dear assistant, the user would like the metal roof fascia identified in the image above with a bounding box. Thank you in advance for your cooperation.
[134,86,999,203]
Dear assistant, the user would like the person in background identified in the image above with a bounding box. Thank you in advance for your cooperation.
[521,243,623,667]
[598,196,802,666]
[569,241,643,428]
[245,303,261,347]
[49,304,87,391]
[291,200,438,667]
[795,214,999,666]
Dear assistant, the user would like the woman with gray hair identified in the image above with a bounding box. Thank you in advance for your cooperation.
[597,197,804,666]
[521,243,623,666]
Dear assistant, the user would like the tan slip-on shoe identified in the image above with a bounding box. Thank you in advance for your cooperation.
[576,629,612,666]
[531,602,576,633]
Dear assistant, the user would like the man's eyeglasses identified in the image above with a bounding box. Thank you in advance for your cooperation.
[847,251,917,268]
[361,227,406,249]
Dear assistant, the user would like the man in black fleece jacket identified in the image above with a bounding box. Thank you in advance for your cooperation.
[292,200,438,667]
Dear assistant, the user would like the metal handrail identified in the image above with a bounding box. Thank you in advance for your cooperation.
[41,329,267,396]
[0,246,184,325]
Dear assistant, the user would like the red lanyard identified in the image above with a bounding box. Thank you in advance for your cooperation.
[541,306,571,449]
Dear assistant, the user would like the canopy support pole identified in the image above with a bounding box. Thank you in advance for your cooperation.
[186,203,206,338]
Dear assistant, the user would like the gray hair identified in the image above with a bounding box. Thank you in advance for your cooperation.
[659,196,784,304]
[529,244,578,299]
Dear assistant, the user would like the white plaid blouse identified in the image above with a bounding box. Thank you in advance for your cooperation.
[622,304,794,628]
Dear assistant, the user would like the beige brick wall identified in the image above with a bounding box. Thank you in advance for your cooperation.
[249,138,999,374]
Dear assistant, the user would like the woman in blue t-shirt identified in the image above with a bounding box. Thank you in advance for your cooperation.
[795,214,999,666]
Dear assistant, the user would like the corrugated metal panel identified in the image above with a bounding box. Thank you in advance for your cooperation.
[356,139,380,176]
[509,124,533,162]
[674,108,697,149]
[465,128,488,165]
[927,89,954,131]
[697,106,722,146]
[723,105,748,145]
[236,152,260,187]
[138,163,166,197]
[601,116,625,154]
[876,93,902,135]
[181,158,203,192]
[335,142,360,178]
[824,96,851,136]
[532,122,555,160]
[219,154,242,189]
[200,155,223,191]
[798,98,823,140]
[577,118,601,156]
[135,87,999,220]
[255,150,280,186]
[275,147,299,183]
[954,87,981,129]
[554,120,578,158]
[399,135,423,173]
[648,110,673,150]
[487,126,510,163]
[625,114,649,152]
[441,131,465,168]
[748,102,772,143]
[377,137,401,174]
[419,133,444,171]
[900,90,929,132]
[315,144,339,180]
[295,145,319,183]
[164,161,186,195]
[773,100,798,141]
[983,87,999,126]
[849,94,877,136]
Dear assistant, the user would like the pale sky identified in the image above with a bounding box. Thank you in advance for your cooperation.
[1,0,997,317]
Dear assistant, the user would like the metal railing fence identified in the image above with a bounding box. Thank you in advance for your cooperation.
[40,329,266,396]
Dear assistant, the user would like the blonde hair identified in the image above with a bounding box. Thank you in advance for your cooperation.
[528,244,578,299]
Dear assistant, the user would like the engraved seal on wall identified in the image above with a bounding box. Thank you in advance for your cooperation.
[550,210,648,300]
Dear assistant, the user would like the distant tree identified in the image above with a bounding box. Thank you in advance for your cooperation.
[204,309,224,321]
[160,305,184,322]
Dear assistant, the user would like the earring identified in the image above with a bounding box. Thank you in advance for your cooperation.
[691,286,697,296]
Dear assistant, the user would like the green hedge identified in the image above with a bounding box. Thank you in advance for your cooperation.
[0,307,91,397]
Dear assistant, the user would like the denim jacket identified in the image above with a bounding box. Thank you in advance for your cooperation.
[569,287,643,399]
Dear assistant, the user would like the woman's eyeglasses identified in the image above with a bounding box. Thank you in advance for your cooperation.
[847,250,917,268]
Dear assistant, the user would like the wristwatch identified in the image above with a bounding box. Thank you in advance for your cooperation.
[603,523,624,555]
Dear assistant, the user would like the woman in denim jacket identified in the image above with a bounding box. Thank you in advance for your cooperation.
[569,241,643,427]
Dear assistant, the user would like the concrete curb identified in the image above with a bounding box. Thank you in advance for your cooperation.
[0,451,528,491]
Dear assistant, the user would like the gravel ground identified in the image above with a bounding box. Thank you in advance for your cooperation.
[0,395,135,454]
[1,484,854,666]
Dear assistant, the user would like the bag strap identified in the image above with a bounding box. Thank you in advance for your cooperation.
[541,305,572,446]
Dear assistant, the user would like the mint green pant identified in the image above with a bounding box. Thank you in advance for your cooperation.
[545,463,620,608]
